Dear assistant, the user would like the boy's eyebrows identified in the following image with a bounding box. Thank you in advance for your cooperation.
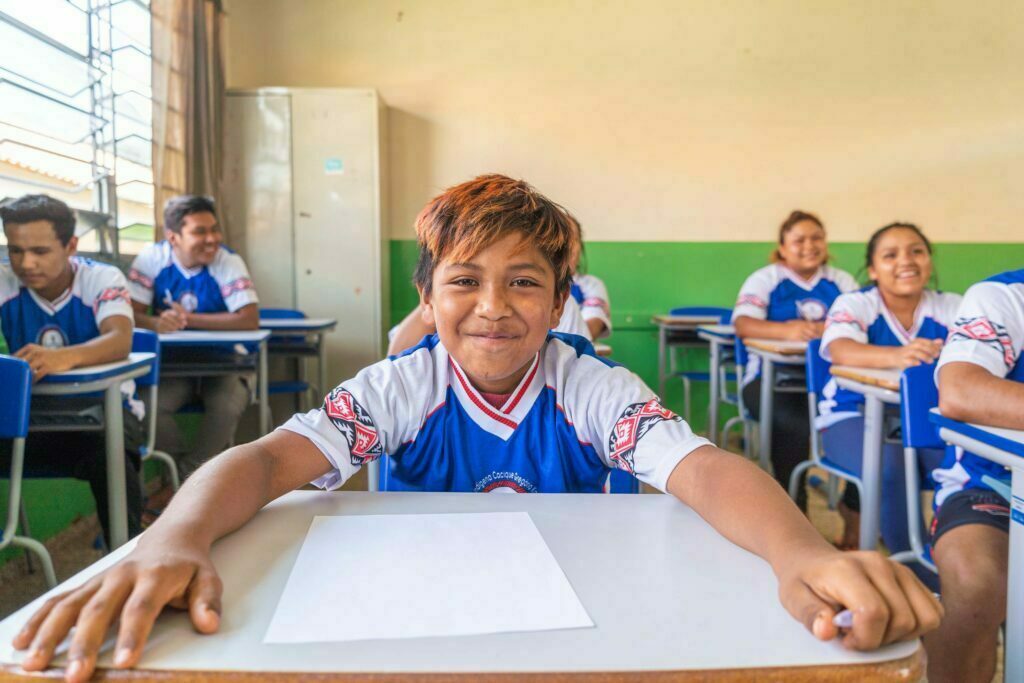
[444,261,548,274]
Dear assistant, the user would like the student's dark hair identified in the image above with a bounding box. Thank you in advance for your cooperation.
[0,194,76,246]
[863,221,937,287]
[413,174,579,296]
[770,210,826,263]
[163,194,217,234]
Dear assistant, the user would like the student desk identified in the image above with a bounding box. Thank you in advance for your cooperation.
[260,317,338,406]
[696,324,735,444]
[158,330,272,436]
[930,408,1024,683]
[594,342,612,357]
[30,352,156,550]
[0,491,922,681]
[830,366,901,551]
[650,314,722,399]
[743,339,808,473]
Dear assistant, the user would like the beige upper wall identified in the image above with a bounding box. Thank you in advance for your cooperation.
[224,0,1023,242]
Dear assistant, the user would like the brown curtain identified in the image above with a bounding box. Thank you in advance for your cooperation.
[151,0,226,237]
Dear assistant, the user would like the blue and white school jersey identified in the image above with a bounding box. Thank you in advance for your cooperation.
[816,287,962,427]
[0,257,133,351]
[733,263,858,384]
[127,241,258,314]
[932,270,1024,506]
[570,274,612,339]
[281,333,711,494]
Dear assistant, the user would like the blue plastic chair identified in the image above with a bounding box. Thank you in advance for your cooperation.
[719,336,755,459]
[787,340,863,508]
[0,355,57,587]
[893,363,941,573]
[133,330,180,490]
[260,307,317,410]
[669,307,734,424]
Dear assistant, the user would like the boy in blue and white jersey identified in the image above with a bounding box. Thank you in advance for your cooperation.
[14,176,942,682]
[570,273,612,340]
[128,195,260,479]
[815,223,960,551]
[0,194,143,544]
[925,268,1024,683]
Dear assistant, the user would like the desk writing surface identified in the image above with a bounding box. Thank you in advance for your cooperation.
[158,330,272,344]
[34,352,154,384]
[930,408,1024,459]
[651,314,721,326]
[744,338,808,355]
[260,318,337,330]
[830,366,901,392]
[696,324,736,337]
[0,492,918,677]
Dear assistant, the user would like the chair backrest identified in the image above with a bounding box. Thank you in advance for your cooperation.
[131,329,161,387]
[900,363,943,449]
[260,308,306,320]
[719,310,733,324]
[669,306,732,320]
[734,335,748,367]
[804,339,831,396]
[0,355,32,439]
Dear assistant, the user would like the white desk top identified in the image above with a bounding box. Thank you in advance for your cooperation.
[651,314,722,327]
[743,338,808,355]
[158,330,271,344]
[33,352,155,385]
[0,491,917,676]
[930,408,1024,459]
[260,317,337,331]
[697,324,736,338]
[831,366,901,393]
[593,342,612,356]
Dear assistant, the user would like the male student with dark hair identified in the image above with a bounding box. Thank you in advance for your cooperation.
[15,177,941,682]
[127,195,260,479]
[0,194,143,544]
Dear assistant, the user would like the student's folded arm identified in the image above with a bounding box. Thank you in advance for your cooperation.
[665,447,943,650]
[387,305,436,356]
[826,338,898,368]
[186,302,260,331]
[64,314,133,368]
[938,361,1024,429]
[733,315,790,339]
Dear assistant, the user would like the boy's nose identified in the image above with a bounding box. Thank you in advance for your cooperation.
[476,285,512,318]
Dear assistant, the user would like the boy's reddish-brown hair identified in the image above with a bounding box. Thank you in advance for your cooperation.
[413,174,579,296]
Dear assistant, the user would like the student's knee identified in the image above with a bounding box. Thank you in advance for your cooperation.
[934,525,1008,623]
[204,377,250,418]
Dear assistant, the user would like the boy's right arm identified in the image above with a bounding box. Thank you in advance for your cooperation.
[131,300,186,333]
[386,305,436,356]
[13,430,332,683]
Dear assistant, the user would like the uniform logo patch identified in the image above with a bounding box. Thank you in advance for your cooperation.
[323,388,384,465]
[179,291,199,313]
[474,471,538,493]
[93,286,130,313]
[608,399,682,474]
[736,294,767,309]
[36,325,68,348]
[220,278,254,298]
[127,268,153,288]
[972,503,1010,517]
[950,316,1016,369]
[827,310,865,330]
[796,298,828,321]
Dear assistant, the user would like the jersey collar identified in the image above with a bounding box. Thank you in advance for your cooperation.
[780,264,824,291]
[876,288,928,344]
[25,261,77,315]
[447,352,544,441]
[171,249,206,278]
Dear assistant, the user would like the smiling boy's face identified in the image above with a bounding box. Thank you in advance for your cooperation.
[421,231,566,394]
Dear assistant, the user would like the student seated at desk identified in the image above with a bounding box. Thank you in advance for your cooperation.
[817,223,960,549]
[127,195,259,480]
[925,268,1024,683]
[733,210,857,508]
[13,176,941,682]
[568,218,613,340]
[0,194,143,545]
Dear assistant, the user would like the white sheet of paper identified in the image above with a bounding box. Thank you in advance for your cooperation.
[263,512,594,644]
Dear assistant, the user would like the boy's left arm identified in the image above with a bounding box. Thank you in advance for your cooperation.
[182,303,259,331]
[666,446,943,650]
[15,314,132,380]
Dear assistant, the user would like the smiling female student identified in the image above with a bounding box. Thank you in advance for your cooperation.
[817,223,961,549]
[13,178,940,682]
[732,211,858,507]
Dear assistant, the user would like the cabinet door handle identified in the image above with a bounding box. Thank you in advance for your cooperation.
[299,211,312,218]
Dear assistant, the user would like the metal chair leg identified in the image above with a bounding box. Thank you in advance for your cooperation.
[788,460,816,501]
[18,498,35,574]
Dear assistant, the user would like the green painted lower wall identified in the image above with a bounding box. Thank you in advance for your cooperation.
[4,240,1023,567]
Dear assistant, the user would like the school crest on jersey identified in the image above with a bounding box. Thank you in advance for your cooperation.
[474,471,538,494]
[796,298,828,321]
[36,325,68,348]
[608,399,681,474]
[179,291,199,313]
[323,388,384,464]
[950,316,1015,369]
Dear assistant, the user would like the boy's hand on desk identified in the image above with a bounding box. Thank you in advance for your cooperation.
[777,549,943,650]
[783,320,824,341]
[13,539,222,682]
[891,339,943,369]
[14,344,77,380]
[156,306,189,333]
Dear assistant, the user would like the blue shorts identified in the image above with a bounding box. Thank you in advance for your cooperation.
[931,489,1010,545]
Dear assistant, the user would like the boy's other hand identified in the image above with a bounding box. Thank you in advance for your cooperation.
[891,339,943,369]
[14,344,77,380]
[156,306,188,333]
[12,539,222,682]
[784,320,825,341]
[777,549,942,650]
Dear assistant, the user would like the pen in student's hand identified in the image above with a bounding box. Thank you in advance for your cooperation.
[833,592,941,629]
[163,289,174,308]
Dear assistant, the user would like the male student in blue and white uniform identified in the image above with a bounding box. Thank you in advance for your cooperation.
[0,194,143,544]
[925,268,1024,683]
[128,195,260,479]
[14,175,942,682]
[816,223,960,550]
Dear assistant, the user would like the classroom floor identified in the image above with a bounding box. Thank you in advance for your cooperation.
[0,468,1003,682]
